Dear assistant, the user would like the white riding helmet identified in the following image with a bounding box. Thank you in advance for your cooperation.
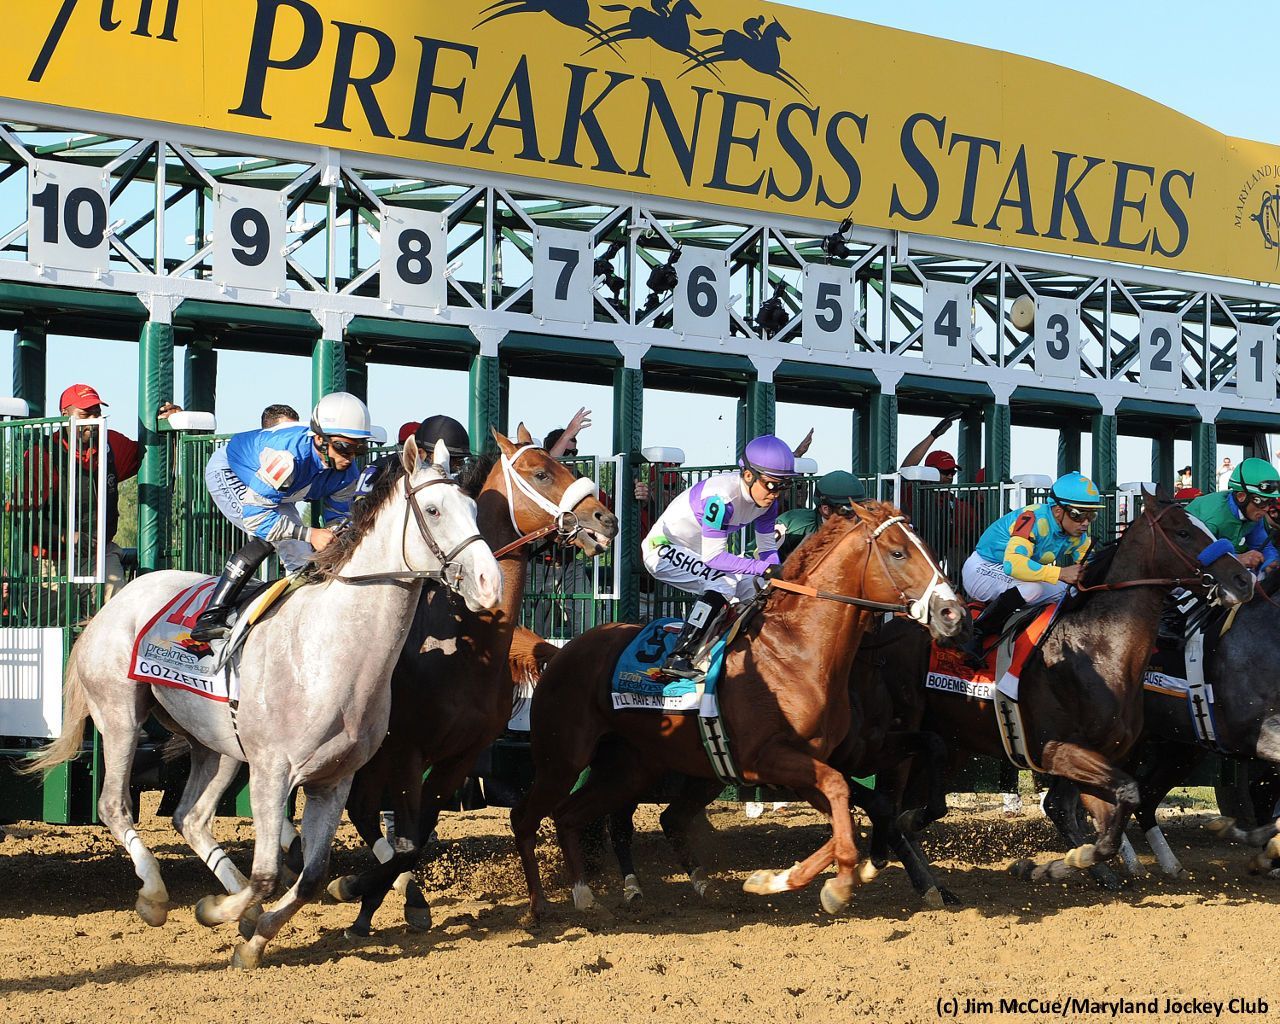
[310,392,373,439]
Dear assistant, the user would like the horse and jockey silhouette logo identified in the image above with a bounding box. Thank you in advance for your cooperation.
[1250,188,1280,257]
[476,0,809,98]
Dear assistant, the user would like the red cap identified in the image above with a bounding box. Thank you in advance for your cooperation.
[398,420,421,445]
[59,384,107,412]
[924,450,958,472]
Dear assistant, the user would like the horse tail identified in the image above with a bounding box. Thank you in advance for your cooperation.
[694,27,720,35]
[600,3,630,10]
[509,625,559,684]
[19,644,91,776]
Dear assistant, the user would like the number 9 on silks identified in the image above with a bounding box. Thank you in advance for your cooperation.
[641,434,800,678]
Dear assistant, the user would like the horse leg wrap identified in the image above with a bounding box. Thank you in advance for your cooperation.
[1064,844,1097,869]
[1145,827,1183,877]
[1265,835,1280,861]
[622,874,643,904]
[571,881,596,911]
[689,867,709,898]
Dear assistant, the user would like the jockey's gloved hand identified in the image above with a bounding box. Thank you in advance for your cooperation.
[931,409,964,438]
[761,563,782,581]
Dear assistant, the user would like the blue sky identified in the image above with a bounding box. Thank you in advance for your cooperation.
[4,1,1273,478]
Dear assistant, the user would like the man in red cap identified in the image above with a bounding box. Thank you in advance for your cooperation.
[899,412,980,574]
[17,384,178,600]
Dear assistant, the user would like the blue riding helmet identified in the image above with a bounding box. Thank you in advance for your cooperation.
[739,434,800,478]
[1049,471,1105,509]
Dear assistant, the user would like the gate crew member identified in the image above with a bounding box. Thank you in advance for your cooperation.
[774,470,866,560]
[1184,457,1280,574]
[642,434,798,676]
[960,471,1103,655]
[190,392,373,641]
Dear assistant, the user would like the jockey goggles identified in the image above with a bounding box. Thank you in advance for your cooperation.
[326,437,369,459]
[1061,505,1099,524]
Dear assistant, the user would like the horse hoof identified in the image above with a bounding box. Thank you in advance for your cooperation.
[344,925,373,942]
[1205,815,1236,836]
[922,887,945,910]
[622,875,643,906]
[1249,853,1273,875]
[939,886,962,907]
[819,878,853,915]
[571,882,596,912]
[743,869,778,895]
[135,896,168,928]
[1008,858,1036,880]
[690,867,710,899]
[194,895,223,928]
[327,875,359,903]
[857,860,880,884]
[404,903,433,932]
[1064,844,1097,870]
[231,942,262,970]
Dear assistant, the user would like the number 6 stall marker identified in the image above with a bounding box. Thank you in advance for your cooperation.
[213,184,286,291]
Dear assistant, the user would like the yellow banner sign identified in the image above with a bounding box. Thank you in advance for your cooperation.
[6,0,1280,284]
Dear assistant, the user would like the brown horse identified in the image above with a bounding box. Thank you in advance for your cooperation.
[511,502,968,922]
[854,495,1254,893]
[323,426,618,936]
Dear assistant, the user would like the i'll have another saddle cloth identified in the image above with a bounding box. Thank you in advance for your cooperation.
[612,618,727,716]
[127,575,297,702]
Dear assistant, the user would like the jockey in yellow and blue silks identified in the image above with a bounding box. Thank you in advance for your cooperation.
[960,471,1104,655]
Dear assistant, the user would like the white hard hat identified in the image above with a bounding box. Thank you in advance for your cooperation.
[310,392,373,438]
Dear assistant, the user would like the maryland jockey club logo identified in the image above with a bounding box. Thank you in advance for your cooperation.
[1251,188,1280,252]
[477,0,808,98]
[1235,165,1280,265]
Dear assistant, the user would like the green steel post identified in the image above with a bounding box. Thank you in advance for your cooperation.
[746,378,776,439]
[984,402,1012,482]
[13,323,47,417]
[1151,434,1175,489]
[1057,428,1082,476]
[867,389,898,475]
[469,353,501,453]
[612,364,644,623]
[183,339,217,413]
[959,413,983,480]
[850,405,864,475]
[498,366,511,435]
[1090,413,1118,492]
[345,345,368,404]
[138,320,174,573]
[1192,418,1217,494]
[311,336,347,406]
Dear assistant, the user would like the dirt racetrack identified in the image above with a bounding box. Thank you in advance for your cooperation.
[1,794,1276,1024]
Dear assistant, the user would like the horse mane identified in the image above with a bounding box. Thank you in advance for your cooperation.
[308,457,411,580]
[782,502,897,581]
[457,449,500,499]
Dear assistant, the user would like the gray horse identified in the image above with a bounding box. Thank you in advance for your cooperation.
[27,437,501,968]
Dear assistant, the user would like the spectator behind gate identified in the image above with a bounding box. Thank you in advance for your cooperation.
[899,410,980,574]
[260,404,300,429]
[15,383,179,601]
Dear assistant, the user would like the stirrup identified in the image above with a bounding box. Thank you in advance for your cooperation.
[189,615,231,642]
[661,655,701,679]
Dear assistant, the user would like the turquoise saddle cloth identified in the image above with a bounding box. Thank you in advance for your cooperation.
[611,618,727,714]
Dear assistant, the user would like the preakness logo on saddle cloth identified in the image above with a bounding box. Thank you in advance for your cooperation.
[128,579,237,702]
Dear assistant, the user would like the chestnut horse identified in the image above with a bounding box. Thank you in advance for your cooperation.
[853,495,1254,894]
[511,503,967,921]
[323,426,618,936]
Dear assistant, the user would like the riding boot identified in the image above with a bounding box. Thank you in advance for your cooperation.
[961,588,1027,666]
[663,592,729,678]
[189,537,274,641]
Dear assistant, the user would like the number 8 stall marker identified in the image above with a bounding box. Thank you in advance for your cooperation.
[213,184,286,291]
[380,206,448,310]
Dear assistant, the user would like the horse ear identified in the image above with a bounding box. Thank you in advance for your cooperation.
[515,422,533,445]
[847,500,871,521]
[492,426,516,455]
[433,438,451,475]
[401,435,420,475]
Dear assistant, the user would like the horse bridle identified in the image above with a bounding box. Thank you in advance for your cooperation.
[335,468,485,590]
[768,513,954,625]
[1072,502,1235,600]
[490,443,600,559]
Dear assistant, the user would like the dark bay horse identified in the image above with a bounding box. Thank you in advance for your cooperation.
[511,503,967,922]
[1043,575,1280,879]
[852,496,1253,895]
[324,426,618,936]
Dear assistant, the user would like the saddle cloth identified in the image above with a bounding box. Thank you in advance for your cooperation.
[127,575,295,701]
[611,618,722,715]
[927,601,1060,772]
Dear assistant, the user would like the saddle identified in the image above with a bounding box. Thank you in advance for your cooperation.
[128,573,301,701]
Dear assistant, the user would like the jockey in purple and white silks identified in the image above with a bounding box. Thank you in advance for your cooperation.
[642,434,799,676]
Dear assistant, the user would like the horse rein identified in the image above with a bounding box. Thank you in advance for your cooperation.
[334,469,485,590]
[492,443,600,558]
[768,513,954,624]
[1072,503,1232,598]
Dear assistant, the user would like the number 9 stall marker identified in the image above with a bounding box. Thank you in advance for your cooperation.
[213,184,286,291]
